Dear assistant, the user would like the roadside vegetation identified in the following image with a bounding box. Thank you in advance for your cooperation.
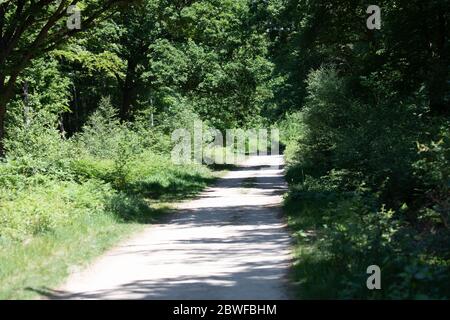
[0,0,448,300]
[0,0,270,299]
[274,1,450,299]
[0,98,218,299]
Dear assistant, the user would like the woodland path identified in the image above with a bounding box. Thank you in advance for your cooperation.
[50,155,293,300]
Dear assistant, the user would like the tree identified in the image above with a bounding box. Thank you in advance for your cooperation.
[266,0,449,117]
[0,0,133,155]
[114,0,168,120]
[146,0,274,130]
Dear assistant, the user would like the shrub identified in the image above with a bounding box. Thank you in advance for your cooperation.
[0,179,114,242]
[288,66,429,205]
[0,94,215,244]
[285,175,450,299]
[284,69,449,298]
[414,123,450,229]
[278,111,304,164]
[4,108,74,179]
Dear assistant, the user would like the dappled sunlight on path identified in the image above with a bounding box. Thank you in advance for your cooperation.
[39,155,293,300]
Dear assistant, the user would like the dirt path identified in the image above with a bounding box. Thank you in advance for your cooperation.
[50,155,293,300]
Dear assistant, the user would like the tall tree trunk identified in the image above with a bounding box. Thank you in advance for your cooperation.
[429,13,449,116]
[120,58,138,121]
[0,102,6,157]
[0,75,18,157]
[22,81,31,126]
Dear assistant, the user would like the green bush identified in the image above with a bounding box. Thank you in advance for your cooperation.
[285,175,450,299]
[4,109,75,179]
[284,66,449,299]
[290,67,428,204]
[0,179,113,242]
[278,111,304,164]
[413,123,450,229]
[0,94,215,245]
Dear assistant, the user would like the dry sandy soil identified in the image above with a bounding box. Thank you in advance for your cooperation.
[48,155,293,300]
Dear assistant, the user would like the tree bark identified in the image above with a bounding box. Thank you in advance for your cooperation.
[0,77,16,157]
[0,101,6,157]
[120,58,138,120]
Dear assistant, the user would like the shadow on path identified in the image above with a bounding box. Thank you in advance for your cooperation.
[32,155,293,300]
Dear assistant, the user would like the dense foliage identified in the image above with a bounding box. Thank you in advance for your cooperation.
[272,0,450,298]
[0,0,448,299]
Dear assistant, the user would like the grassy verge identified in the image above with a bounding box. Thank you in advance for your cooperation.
[284,190,347,299]
[0,214,141,299]
[0,153,224,300]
